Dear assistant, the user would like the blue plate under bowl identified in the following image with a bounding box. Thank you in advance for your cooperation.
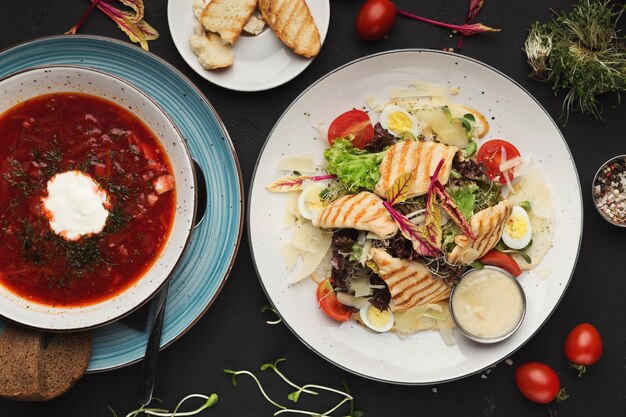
[0,35,243,372]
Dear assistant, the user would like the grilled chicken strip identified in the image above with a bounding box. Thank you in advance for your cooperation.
[375,141,458,198]
[313,192,398,239]
[448,200,512,265]
[370,248,451,311]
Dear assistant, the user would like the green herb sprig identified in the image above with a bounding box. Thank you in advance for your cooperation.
[523,0,626,122]
[224,358,362,417]
[108,394,218,417]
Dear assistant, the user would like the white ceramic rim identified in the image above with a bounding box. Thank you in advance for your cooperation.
[0,65,197,331]
[248,49,584,385]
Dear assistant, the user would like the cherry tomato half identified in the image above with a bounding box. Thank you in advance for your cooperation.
[327,109,374,149]
[316,279,352,322]
[515,362,561,404]
[479,250,522,277]
[476,139,521,184]
[356,0,398,42]
[565,323,603,366]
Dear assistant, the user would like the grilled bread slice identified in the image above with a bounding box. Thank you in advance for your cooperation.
[313,192,398,239]
[200,0,258,45]
[448,200,512,265]
[258,0,321,58]
[374,141,459,199]
[370,248,451,311]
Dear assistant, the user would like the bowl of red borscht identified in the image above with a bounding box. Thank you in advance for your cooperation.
[0,66,196,331]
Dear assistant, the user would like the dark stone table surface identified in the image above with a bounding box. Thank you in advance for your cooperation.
[1,1,624,416]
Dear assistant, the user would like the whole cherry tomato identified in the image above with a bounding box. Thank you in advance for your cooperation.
[327,109,374,149]
[356,0,398,42]
[565,323,603,373]
[515,362,561,404]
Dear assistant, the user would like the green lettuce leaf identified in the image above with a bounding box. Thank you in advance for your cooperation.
[324,139,385,192]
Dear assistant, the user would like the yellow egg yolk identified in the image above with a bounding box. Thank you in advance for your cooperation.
[367,307,392,327]
[505,214,529,239]
[388,111,413,133]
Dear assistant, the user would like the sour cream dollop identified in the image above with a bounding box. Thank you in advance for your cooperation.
[42,171,110,241]
[451,268,525,341]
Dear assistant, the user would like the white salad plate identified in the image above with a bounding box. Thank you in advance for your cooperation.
[167,0,330,92]
[248,50,583,385]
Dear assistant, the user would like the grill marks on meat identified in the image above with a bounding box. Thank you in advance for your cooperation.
[448,200,512,265]
[370,248,450,311]
[375,141,459,198]
[314,192,398,239]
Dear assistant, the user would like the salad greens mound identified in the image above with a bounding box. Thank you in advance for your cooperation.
[324,139,385,192]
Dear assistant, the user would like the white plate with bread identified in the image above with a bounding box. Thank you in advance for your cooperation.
[168,0,330,91]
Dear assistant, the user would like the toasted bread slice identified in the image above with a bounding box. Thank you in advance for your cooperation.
[258,0,321,58]
[0,326,44,400]
[200,0,258,45]
[189,30,234,70]
[24,332,92,401]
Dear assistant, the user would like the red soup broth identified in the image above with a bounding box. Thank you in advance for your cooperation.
[0,93,176,307]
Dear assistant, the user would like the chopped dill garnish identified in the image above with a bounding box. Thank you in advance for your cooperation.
[7,198,20,213]
[41,145,63,178]
[104,206,130,233]
[62,237,102,273]
[3,158,38,196]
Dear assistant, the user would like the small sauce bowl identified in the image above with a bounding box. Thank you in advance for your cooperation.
[449,266,526,344]
[592,155,626,227]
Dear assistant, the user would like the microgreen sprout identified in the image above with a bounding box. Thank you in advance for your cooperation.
[260,358,318,396]
[261,305,283,325]
[225,359,362,417]
[224,369,287,410]
[108,394,218,417]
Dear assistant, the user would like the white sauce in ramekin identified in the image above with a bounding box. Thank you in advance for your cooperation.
[451,268,524,340]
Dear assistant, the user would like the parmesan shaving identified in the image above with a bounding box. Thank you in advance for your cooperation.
[284,192,301,217]
[337,292,369,309]
[292,221,328,253]
[365,94,381,111]
[359,239,372,265]
[535,267,553,279]
[280,243,300,268]
[408,80,448,98]
[500,156,522,172]
[277,154,315,173]
[393,303,443,334]
[501,146,516,194]
[351,277,373,297]
[507,163,555,219]
[288,230,332,283]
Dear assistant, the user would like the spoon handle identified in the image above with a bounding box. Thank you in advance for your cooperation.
[137,285,169,406]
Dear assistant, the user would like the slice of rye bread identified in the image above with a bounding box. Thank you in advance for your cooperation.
[258,0,321,58]
[200,0,258,45]
[0,326,44,399]
[24,331,92,401]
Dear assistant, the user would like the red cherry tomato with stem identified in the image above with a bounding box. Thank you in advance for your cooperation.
[356,0,398,42]
[476,139,521,184]
[515,362,562,404]
[316,278,352,322]
[565,323,603,375]
[327,109,374,149]
[479,250,522,277]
